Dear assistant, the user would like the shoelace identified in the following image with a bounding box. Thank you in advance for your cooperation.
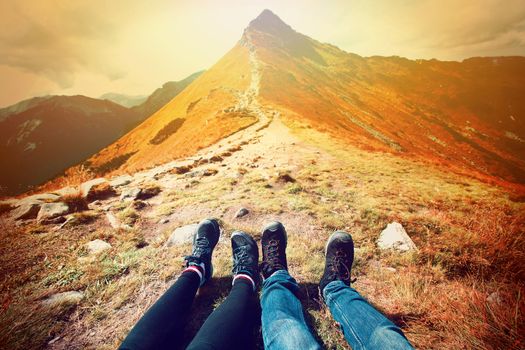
[326,250,355,283]
[233,247,252,274]
[193,236,210,256]
[184,236,210,264]
[265,240,285,270]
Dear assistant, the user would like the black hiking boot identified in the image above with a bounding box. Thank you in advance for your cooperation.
[184,218,221,286]
[319,231,354,293]
[260,221,288,279]
[231,231,259,287]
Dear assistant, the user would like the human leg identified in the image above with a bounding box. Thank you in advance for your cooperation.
[119,218,220,350]
[187,231,260,350]
[320,231,414,350]
[260,222,321,350]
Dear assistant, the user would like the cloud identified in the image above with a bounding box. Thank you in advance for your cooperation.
[0,1,121,88]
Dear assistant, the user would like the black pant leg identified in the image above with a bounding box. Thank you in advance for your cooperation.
[120,271,200,350]
[186,279,260,350]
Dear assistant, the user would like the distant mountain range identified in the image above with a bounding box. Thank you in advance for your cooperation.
[70,9,525,189]
[99,93,147,108]
[0,71,202,196]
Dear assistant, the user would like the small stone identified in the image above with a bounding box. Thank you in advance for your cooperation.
[110,175,133,188]
[487,292,502,305]
[54,186,78,197]
[136,186,161,200]
[234,207,249,218]
[120,188,141,202]
[86,239,112,254]
[42,291,84,307]
[130,200,147,210]
[159,218,169,224]
[377,222,417,252]
[37,202,69,224]
[80,178,116,202]
[12,202,41,220]
[167,224,198,247]
[48,337,60,345]
[23,193,60,203]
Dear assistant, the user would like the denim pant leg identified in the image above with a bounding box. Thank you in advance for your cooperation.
[323,281,414,350]
[261,270,321,350]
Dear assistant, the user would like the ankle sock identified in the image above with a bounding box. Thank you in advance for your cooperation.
[233,273,256,291]
[183,263,205,286]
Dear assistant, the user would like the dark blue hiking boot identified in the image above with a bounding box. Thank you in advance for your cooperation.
[184,218,221,286]
[320,231,354,293]
[260,221,288,279]
[231,231,259,288]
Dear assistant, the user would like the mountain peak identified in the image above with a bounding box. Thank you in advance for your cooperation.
[247,9,294,36]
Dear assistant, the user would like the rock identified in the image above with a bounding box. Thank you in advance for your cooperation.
[377,222,417,252]
[136,186,161,200]
[130,200,147,210]
[12,201,41,220]
[120,188,142,202]
[276,172,295,183]
[80,178,116,202]
[54,186,78,197]
[23,193,60,203]
[48,337,61,345]
[487,292,502,305]
[159,218,169,224]
[234,207,249,218]
[86,239,112,254]
[42,291,84,307]
[105,212,132,230]
[167,224,198,247]
[110,175,133,188]
[37,202,69,224]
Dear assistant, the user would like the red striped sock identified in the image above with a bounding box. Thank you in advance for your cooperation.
[233,273,256,291]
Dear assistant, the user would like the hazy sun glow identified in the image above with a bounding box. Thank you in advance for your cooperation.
[1,0,524,107]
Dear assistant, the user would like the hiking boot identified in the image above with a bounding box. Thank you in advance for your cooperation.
[260,221,288,279]
[231,231,259,287]
[320,231,354,293]
[184,218,221,285]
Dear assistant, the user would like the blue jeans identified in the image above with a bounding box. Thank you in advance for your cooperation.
[261,270,414,350]
[261,270,321,350]
[323,280,414,350]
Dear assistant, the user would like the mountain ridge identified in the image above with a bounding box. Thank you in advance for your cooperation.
[57,9,525,192]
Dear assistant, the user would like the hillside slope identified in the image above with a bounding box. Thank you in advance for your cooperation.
[72,9,525,192]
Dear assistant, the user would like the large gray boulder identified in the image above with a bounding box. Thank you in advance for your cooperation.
[167,224,198,247]
[377,222,417,252]
[37,202,69,223]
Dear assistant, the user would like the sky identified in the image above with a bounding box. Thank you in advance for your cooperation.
[1,0,524,108]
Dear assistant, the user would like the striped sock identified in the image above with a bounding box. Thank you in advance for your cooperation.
[232,273,256,291]
[183,264,205,285]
